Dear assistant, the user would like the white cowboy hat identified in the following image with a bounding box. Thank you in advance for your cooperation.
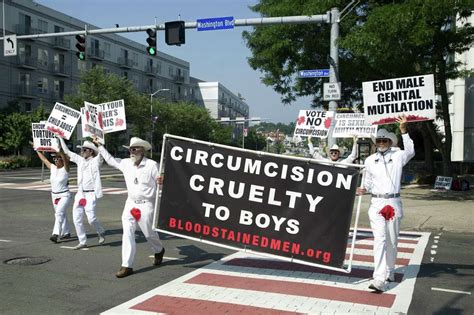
[77,141,98,153]
[325,144,345,155]
[123,137,152,151]
[374,129,398,147]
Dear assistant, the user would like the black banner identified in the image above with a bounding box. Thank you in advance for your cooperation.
[156,137,360,268]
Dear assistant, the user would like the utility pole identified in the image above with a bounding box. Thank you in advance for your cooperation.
[328,7,340,148]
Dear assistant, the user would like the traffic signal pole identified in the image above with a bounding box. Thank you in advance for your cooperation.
[1,11,341,145]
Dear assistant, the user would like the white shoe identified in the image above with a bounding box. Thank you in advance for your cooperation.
[73,243,88,250]
[369,279,385,292]
[386,274,395,282]
[98,233,105,245]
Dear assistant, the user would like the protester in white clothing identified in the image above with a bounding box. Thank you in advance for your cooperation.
[308,136,358,164]
[34,147,72,243]
[357,115,414,292]
[59,138,106,250]
[93,136,165,278]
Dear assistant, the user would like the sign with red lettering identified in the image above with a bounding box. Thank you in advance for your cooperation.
[83,101,105,144]
[155,135,360,269]
[293,110,334,138]
[362,74,436,125]
[44,102,81,140]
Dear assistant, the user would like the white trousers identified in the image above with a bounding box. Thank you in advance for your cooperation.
[368,197,402,282]
[121,199,163,268]
[72,192,105,245]
[51,193,71,236]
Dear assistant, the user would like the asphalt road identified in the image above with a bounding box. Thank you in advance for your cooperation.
[0,167,472,314]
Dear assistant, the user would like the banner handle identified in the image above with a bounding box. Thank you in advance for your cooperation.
[346,168,365,273]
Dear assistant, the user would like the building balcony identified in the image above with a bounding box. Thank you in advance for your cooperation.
[173,74,185,83]
[16,84,36,98]
[145,65,156,76]
[16,56,38,69]
[51,63,70,77]
[15,24,39,38]
[118,57,133,68]
[88,48,105,60]
[52,37,70,50]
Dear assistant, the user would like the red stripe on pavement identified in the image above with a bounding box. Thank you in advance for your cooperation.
[131,294,301,315]
[224,258,403,283]
[186,273,395,308]
[345,254,409,266]
[347,243,414,253]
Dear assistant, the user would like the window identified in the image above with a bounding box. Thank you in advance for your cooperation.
[19,13,31,34]
[122,71,128,79]
[157,61,162,74]
[19,73,31,93]
[53,53,65,73]
[148,79,154,92]
[19,43,32,58]
[132,52,138,67]
[37,77,48,94]
[54,80,65,99]
[38,19,48,34]
[91,38,100,55]
[168,65,173,76]
[104,42,111,59]
[132,75,139,89]
[24,103,32,112]
[38,48,49,66]
[54,25,64,33]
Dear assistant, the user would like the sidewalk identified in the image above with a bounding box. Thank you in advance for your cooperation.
[352,185,474,234]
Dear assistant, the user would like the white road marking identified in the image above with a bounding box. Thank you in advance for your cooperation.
[431,287,471,295]
[148,255,181,261]
[60,246,89,251]
[0,239,13,242]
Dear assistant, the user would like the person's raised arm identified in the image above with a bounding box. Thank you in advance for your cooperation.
[58,136,81,164]
[30,141,52,169]
[59,150,70,172]
[341,136,358,164]
[92,136,123,171]
[308,136,324,159]
[396,115,415,165]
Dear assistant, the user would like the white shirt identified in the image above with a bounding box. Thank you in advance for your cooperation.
[59,138,103,198]
[364,133,415,195]
[98,146,159,201]
[50,164,69,196]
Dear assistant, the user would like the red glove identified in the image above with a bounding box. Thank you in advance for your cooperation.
[379,205,395,221]
[130,208,141,221]
[78,198,87,207]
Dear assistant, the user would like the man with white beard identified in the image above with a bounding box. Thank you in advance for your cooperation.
[357,115,415,292]
[93,136,165,278]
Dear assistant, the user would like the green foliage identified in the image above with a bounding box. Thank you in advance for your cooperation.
[0,155,30,169]
[242,128,267,150]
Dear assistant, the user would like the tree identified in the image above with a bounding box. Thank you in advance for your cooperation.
[244,0,473,176]
[64,67,233,154]
[340,0,473,176]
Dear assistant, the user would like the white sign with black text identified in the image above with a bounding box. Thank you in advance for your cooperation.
[333,113,378,138]
[362,74,436,125]
[293,110,334,138]
[45,102,81,140]
[32,121,60,152]
[323,82,341,101]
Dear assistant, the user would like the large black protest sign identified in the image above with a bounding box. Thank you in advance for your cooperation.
[156,136,360,269]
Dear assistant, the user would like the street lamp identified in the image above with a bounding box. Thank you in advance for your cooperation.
[150,88,170,159]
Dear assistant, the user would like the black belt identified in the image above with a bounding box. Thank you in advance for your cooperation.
[133,200,149,204]
[371,193,400,199]
[52,189,69,194]
[83,190,95,193]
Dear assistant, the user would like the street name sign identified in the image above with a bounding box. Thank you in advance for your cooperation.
[298,69,330,78]
[197,16,234,31]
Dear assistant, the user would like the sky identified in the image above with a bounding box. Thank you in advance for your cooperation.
[35,0,312,124]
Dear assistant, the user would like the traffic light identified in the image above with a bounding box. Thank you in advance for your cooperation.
[165,21,185,46]
[146,28,157,56]
[75,34,86,60]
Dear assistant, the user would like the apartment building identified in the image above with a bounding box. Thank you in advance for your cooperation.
[0,0,192,112]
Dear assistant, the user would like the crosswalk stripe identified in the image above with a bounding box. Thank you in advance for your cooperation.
[103,231,430,314]
[0,182,127,195]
